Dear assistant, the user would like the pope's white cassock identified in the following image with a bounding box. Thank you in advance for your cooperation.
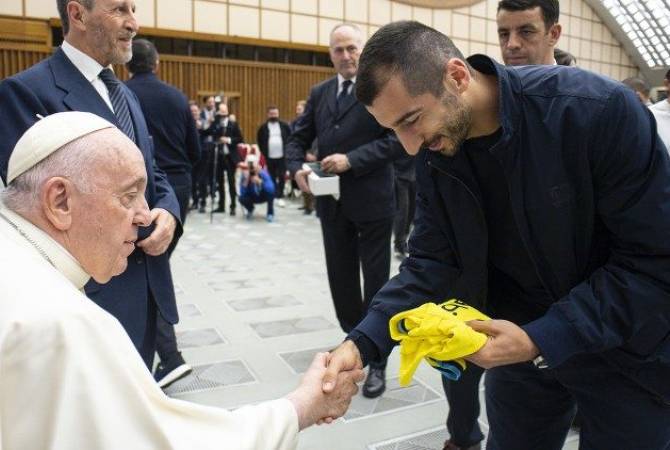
[0,202,298,449]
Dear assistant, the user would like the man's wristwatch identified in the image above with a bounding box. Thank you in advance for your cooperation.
[533,354,549,369]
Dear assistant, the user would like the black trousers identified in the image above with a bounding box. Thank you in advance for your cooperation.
[267,157,286,199]
[393,178,416,248]
[319,201,393,334]
[215,149,237,211]
[139,291,158,370]
[486,357,670,450]
[441,365,485,448]
[196,143,215,206]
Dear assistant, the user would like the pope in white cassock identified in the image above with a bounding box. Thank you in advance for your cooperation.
[0,112,362,450]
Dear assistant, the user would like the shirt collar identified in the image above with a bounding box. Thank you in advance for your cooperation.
[61,40,112,83]
[337,74,356,88]
[0,202,90,290]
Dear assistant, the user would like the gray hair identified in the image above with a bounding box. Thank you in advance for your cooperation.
[57,0,95,35]
[329,23,363,47]
[2,133,106,214]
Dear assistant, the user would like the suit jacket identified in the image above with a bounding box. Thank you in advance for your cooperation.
[286,76,405,222]
[126,72,201,188]
[0,47,182,344]
[256,120,291,160]
[208,115,244,165]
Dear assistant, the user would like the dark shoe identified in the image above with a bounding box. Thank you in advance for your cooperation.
[362,367,386,398]
[213,206,225,213]
[230,208,236,216]
[303,208,313,215]
[189,203,198,211]
[443,440,481,450]
[198,205,206,213]
[154,356,193,389]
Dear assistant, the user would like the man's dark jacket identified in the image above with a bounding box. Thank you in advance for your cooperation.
[126,72,201,188]
[257,119,291,160]
[208,115,244,165]
[354,55,670,404]
[286,76,405,222]
[0,48,182,346]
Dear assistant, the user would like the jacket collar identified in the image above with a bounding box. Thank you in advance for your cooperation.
[49,47,118,125]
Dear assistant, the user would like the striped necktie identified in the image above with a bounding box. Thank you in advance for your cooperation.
[98,68,136,142]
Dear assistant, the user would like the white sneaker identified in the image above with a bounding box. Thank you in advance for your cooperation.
[277,199,286,208]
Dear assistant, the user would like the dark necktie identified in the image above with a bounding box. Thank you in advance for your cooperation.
[338,79,352,104]
[98,68,136,142]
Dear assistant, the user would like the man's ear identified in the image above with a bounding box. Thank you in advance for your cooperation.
[444,58,471,94]
[548,23,562,46]
[41,177,74,231]
[67,1,87,33]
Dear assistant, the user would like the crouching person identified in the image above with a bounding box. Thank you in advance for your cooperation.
[239,147,276,222]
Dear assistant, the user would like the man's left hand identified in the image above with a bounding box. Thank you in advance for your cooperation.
[136,208,177,256]
[465,320,540,369]
[321,154,350,174]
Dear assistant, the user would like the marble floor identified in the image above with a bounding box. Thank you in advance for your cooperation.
[167,198,579,450]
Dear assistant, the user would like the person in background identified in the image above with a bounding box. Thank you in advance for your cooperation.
[0,111,364,450]
[497,0,562,66]
[257,105,291,208]
[211,103,244,215]
[650,69,670,151]
[554,48,576,66]
[238,148,276,222]
[291,100,316,215]
[622,77,653,107]
[196,96,217,213]
[287,23,405,399]
[126,38,201,388]
[189,101,205,211]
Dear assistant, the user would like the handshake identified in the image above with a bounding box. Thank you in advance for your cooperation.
[284,341,365,430]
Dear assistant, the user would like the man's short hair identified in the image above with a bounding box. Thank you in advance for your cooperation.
[127,39,158,74]
[622,77,650,97]
[267,105,279,111]
[497,0,560,30]
[554,48,576,66]
[665,69,670,82]
[57,0,95,35]
[356,21,467,106]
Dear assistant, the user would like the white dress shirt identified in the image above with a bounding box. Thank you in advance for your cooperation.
[336,74,356,98]
[267,121,284,159]
[61,40,115,113]
[650,99,670,153]
[0,202,299,450]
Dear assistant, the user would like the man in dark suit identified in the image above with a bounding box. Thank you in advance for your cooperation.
[125,38,200,387]
[211,103,244,215]
[0,0,181,370]
[286,23,405,398]
[257,105,291,207]
[196,96,217,212]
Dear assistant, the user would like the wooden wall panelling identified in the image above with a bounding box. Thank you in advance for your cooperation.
[1,43,332,146]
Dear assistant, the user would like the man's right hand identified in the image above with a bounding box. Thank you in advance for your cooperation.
[294,168,312,194]
[286,352,364,430]
[322,340,363,393]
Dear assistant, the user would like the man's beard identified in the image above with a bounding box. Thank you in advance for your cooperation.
[425,91,472,157]
[90,22,134,65]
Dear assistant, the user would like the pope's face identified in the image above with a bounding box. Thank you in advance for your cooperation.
[69,130,150,283]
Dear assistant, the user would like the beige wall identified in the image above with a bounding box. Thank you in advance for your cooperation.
[8,0,638,79]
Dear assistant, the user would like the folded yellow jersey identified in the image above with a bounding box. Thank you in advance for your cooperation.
[389,300,490,386]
